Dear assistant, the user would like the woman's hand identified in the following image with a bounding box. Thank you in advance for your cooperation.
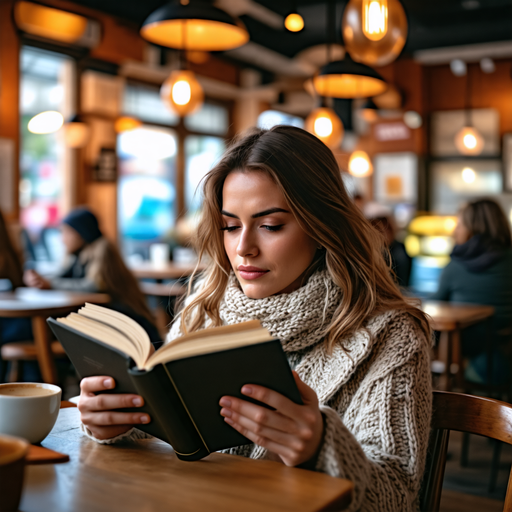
[23,269,52,289]
[78,377,151,440]
[219,371,324,467]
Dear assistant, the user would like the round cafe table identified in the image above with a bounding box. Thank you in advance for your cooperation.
[0,288,109,384]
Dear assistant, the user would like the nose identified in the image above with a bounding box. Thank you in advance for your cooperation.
[236,227,259,258]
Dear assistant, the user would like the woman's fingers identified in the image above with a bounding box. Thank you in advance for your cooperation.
[220,398,298,435]
[81,410,150,426]
[221,407,309,450]
[80,376,116,394]
[292,371,319,405]
[81,392,145,412]
[238,385,300,420]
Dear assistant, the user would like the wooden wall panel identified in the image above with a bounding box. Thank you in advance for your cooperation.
[0,0,20,221]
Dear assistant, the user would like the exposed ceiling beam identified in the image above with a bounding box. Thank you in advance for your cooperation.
[414,40,512,65]
[215,0,283,30]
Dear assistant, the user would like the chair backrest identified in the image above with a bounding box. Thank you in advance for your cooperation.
[419,391,512,512]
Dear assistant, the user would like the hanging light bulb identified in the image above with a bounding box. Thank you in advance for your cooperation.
[362,0,388,41]
[461,167,476,184]
[161,70,204,117]
[342,0,407,67]
[305,107,344,148]
[358,98,379,122]
[115,116,142,133]
[63,115,90,148]
[348,150,373,177]
[454,126,484,155]
[27,111,64,134]
[284,12,304,32]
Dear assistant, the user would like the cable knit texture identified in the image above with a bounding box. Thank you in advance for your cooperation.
[88,270,432,512]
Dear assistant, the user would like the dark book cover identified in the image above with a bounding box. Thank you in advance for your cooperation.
[48,318,302,460]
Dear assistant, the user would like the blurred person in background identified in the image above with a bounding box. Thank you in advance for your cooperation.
[24,208,161,343]
[430,198,512,384]
[0,209,34,381]
[370,215,412,288]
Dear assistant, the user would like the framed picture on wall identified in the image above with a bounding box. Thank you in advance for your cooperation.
[373,152,418,205]
[503,133,512,192]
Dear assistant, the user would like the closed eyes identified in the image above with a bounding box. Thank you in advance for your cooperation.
[220,224,284,232]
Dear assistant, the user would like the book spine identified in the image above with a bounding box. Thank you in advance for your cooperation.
[128,365,210,461]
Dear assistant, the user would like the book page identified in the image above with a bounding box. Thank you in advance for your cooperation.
[79,303,150,363]
[144,322,274,370]
[57,313,143,367]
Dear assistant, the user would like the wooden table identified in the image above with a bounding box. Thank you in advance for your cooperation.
[422,301,495,390]
[0,289,109,384]
[129,262,203,281]
[21,408,353,512]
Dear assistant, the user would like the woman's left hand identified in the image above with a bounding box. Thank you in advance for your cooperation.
[219,371,324,467]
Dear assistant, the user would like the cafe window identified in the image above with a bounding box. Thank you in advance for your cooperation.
[257,110,304,130]
[19,46,74,239]
[117,125,178,260]
[185,136,225,215]
[119,83,231,259]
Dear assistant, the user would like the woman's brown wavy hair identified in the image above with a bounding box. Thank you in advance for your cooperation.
[180,125,430,349]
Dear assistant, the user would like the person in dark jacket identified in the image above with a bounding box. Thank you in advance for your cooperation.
[370,216,412,287]
[24,209,161,344]
[430,198,512,384]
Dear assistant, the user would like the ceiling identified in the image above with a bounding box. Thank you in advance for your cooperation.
[70,0,512,68]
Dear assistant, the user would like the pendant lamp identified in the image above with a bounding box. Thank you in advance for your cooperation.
[285,12,305,32]
[305,106,344,149]
[140,1,249,51]
[161,70,204,117]
[348,150,373,177]
[342,0,407,67]
[27,111,64,134]
[454,66,484,156]
[313,56,387,99]
[63,115,90,148]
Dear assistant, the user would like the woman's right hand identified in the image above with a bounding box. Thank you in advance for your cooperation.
[78,377,151,440]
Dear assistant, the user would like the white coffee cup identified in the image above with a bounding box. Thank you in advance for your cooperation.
[0,383,61,444]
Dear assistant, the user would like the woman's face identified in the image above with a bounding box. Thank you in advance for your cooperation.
[61,224,85,254]
[453,215,471,245]
[222,170,318,299]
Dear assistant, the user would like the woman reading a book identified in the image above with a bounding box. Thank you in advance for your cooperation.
[79,126,432,512]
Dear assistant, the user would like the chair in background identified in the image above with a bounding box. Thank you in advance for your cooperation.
[1,341,67,382]
[420,391,512,512]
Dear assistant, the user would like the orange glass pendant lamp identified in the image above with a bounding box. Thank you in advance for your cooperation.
[305,107,344,148]
[454,126,484,156]
[313,57,387,99]
[285,12,305,32]
[342,0,407,67]
[348,150,373,177]
[160,70,204,117]
[14,1,87,43]
[63,115,90,148]
[140,1,249,51]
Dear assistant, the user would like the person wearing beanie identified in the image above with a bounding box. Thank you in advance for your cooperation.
[24,208,161,343]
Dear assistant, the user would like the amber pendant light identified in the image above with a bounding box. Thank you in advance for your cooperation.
[313,56,387,99]
[342,0,407,67]
[141,0,249,51]
[305,105,344,148]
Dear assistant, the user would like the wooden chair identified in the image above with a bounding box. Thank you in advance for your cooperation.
[1,341,66,382]
[420,391,512,512]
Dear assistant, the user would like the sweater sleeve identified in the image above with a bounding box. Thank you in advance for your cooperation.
[315,346,432,512]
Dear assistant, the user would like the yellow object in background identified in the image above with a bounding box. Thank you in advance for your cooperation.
[15,2,87,43]
[285,13,305,32]
[409,215,457,237]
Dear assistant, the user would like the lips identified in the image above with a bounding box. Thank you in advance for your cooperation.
[238,265,269,281]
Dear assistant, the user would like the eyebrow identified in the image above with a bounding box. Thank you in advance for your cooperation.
[221,207,290,219]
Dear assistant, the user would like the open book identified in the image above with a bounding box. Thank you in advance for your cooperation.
[48,304,301,461]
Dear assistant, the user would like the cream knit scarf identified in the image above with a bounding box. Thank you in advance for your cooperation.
[219,270,343,353]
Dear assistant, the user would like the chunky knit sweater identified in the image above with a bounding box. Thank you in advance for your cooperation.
[83,271,432,512]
